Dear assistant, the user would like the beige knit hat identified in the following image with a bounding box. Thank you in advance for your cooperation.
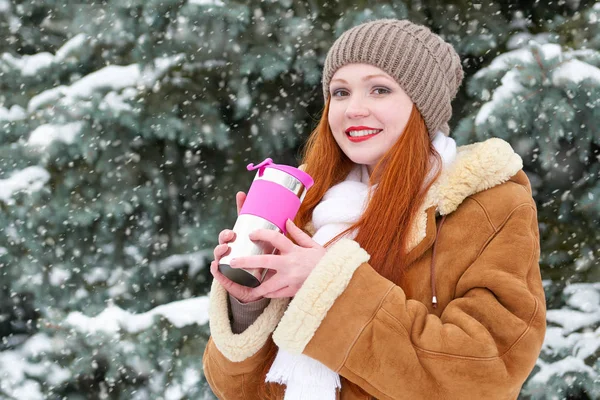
[322,19,464,138]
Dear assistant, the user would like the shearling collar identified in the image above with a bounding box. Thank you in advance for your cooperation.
[429,137,523,215]
[406,137,523,252]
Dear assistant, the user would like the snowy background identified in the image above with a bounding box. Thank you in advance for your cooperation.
[0,0,598,399]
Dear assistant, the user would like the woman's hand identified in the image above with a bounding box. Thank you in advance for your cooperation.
[210,191,275,303]
[228,218,326,299]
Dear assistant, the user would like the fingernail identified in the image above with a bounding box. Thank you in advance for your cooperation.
[229,259,237,266]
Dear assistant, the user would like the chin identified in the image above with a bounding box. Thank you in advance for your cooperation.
[345,153,380,166]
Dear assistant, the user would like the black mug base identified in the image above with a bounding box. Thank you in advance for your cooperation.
[218,263,261,288]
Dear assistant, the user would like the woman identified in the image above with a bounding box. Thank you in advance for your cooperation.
[203,19,546,400]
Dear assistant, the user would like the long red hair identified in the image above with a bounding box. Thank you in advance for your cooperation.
[296,100,441,282]
[257,100,442,399]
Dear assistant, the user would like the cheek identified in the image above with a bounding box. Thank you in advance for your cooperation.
[327,105,343,132]
[383,102,412,131]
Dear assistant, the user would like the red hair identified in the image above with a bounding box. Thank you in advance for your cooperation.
[257,100,442,398]
[296,100,441,282]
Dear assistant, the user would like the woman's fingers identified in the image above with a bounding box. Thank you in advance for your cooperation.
[211,261,240,293]
[210,261,262,303]
[249,228,295,254]
[216,229,235,263]
[230,254,282,272]
[213,243,231,262]
[252,276,287,298]
[236,191,246,215]
[218,229,235,245]
[262,268,277,282]
[285,219,318,248]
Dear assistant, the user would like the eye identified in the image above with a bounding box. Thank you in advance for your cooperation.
[331,88,349,97]
[373,87,391,95]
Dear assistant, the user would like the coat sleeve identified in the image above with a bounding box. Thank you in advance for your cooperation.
[203,279,289,399]
[271,203,546,400]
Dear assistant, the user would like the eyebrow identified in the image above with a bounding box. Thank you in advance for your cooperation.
[330,74,393,84]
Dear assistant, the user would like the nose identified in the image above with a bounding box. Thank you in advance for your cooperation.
[344,96,370,119]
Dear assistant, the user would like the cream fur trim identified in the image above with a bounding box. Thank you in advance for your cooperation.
[208,279,289,362]
[406,202,430,253]
[272,239,370,354]
[405,138,523,251]
[433,137,523,215]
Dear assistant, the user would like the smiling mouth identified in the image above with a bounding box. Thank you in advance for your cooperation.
[345,128,383,137]
[345,129,382,142]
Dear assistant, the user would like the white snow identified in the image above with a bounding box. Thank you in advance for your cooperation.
[165,368,201,400]
[553,58,600,85]
[530,356,597,384]
[590,4,600,22]
[545,283,600,335]
[83,267,110,285]
[475,69,523,126]
[539,283,600,369]
[139,54,185,87]
[474,42,600,129]
[165,384,184,400]
[152,250,212,278]
[1,52,54,76]
[68,64,141,98]
[28,121,85,148]
[0,166,50,204]
[0,104,26,121]
[543,325,600,361]
[54,33,87,62]
[506,32,551,50]
[65,296,210,335]
[564,283,600,312]
[572,326,600,361]
[27,55,183,114]
[99,91,134,113]
[23,333,54,357]
[0,333,70,399]
[6,10,20,34]
[483,43,562,71]
[27,85,68,113]
[0,0,10,13]
[546,308,600,334]
[1,34,88,78]
[188,0,225,6]
[542,327,571,354]
[49,268,71,286]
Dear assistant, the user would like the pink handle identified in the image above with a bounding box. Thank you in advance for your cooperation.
[240,180,301,233]
[246,158,273,177]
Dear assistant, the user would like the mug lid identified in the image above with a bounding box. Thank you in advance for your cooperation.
[247,158,314,189]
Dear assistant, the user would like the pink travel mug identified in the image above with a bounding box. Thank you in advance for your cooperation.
[218,158,314,287]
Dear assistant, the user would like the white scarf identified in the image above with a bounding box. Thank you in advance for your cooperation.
[266,132,457,399]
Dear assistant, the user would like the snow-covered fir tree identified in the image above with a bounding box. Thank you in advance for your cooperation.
[455,4,600,398]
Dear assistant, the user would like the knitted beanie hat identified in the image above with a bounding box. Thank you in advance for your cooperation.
[322,19,464,138]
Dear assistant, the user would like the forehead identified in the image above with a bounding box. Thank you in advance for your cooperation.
[330,63,395,82]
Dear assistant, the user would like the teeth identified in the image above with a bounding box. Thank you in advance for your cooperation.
[347,129,382,137]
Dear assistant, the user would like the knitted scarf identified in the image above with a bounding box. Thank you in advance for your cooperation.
[265,132,457,399]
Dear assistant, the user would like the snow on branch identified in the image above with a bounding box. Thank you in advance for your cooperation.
[0,166,50,204]
[27,122,85,149]
[65,296,210,335]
